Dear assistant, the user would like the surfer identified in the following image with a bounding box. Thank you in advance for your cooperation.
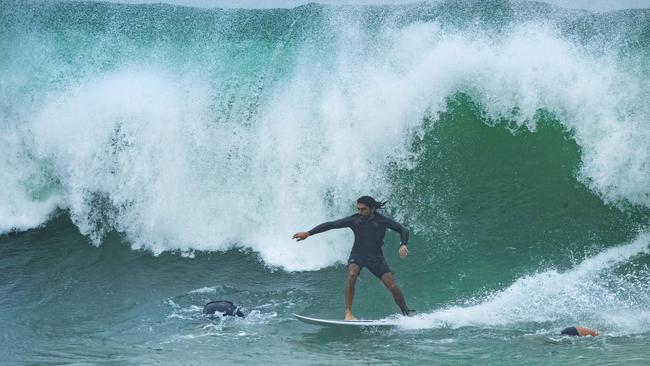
[560,326,598,337]
[292,196,413,320]
[203,300,245,318]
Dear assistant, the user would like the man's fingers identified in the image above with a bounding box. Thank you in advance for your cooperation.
[399,246,409,258]
[292,232,308,241]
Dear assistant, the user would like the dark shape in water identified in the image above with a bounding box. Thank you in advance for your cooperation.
[561,326,598,337]
[203,300,245,318]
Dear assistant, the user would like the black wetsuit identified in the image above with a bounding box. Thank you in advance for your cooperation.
[561,327,579,336]
[203,300,245,318]
[308,213,409,278]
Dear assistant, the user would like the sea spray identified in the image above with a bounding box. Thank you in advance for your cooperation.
[1,1,649,271]
[398,233,650,334]
[2,2,650,365]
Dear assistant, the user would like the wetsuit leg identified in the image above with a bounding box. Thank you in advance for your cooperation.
[364,256,391,279]
[347,253,366,275]
[561,327,579,336]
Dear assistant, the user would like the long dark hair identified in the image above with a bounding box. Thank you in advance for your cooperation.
[357,196,387,209]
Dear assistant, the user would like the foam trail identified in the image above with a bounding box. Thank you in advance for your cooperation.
[398,233,650,334]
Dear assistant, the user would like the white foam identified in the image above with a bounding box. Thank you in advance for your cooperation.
[2,16,648,271]
[188,287,222,294]
[0,131,61,233]
[377,21,650,208]
[397,233,650,334]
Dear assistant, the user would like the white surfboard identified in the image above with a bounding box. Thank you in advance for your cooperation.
[293,314,396,328]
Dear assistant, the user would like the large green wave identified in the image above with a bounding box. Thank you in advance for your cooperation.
[1,0,649,272]
[2,2,650,353]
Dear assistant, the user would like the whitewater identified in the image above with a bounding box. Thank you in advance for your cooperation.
[1,0,650,364]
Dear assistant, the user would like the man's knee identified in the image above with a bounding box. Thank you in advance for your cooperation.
[385,281,398,291]
[347,267,359,283]
[381,273,397,289]
[348,270,358,281]
[348,263,360,275]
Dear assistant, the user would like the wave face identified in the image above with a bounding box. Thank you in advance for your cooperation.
[1,0,650,272]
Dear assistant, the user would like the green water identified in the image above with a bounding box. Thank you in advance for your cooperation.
[2,0,650,364]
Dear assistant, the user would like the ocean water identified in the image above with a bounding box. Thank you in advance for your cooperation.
[1,0,650,364]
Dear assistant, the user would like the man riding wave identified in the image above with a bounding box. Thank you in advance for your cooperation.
[293,196,413,320]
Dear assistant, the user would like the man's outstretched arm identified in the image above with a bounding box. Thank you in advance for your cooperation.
[292,216,354,241]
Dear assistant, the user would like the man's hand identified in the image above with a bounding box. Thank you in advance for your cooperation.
[399,244,409,259]
[292,232,310,241]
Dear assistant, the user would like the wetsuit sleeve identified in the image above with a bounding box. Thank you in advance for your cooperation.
[385,217,410,246]
[307,216,355,235]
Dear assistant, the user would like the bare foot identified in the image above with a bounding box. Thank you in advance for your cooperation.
[344,312,358,321]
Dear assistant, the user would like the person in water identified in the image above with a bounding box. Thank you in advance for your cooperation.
[292,196,413,320]
[203,300,245,318]
[561,326,598,337]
